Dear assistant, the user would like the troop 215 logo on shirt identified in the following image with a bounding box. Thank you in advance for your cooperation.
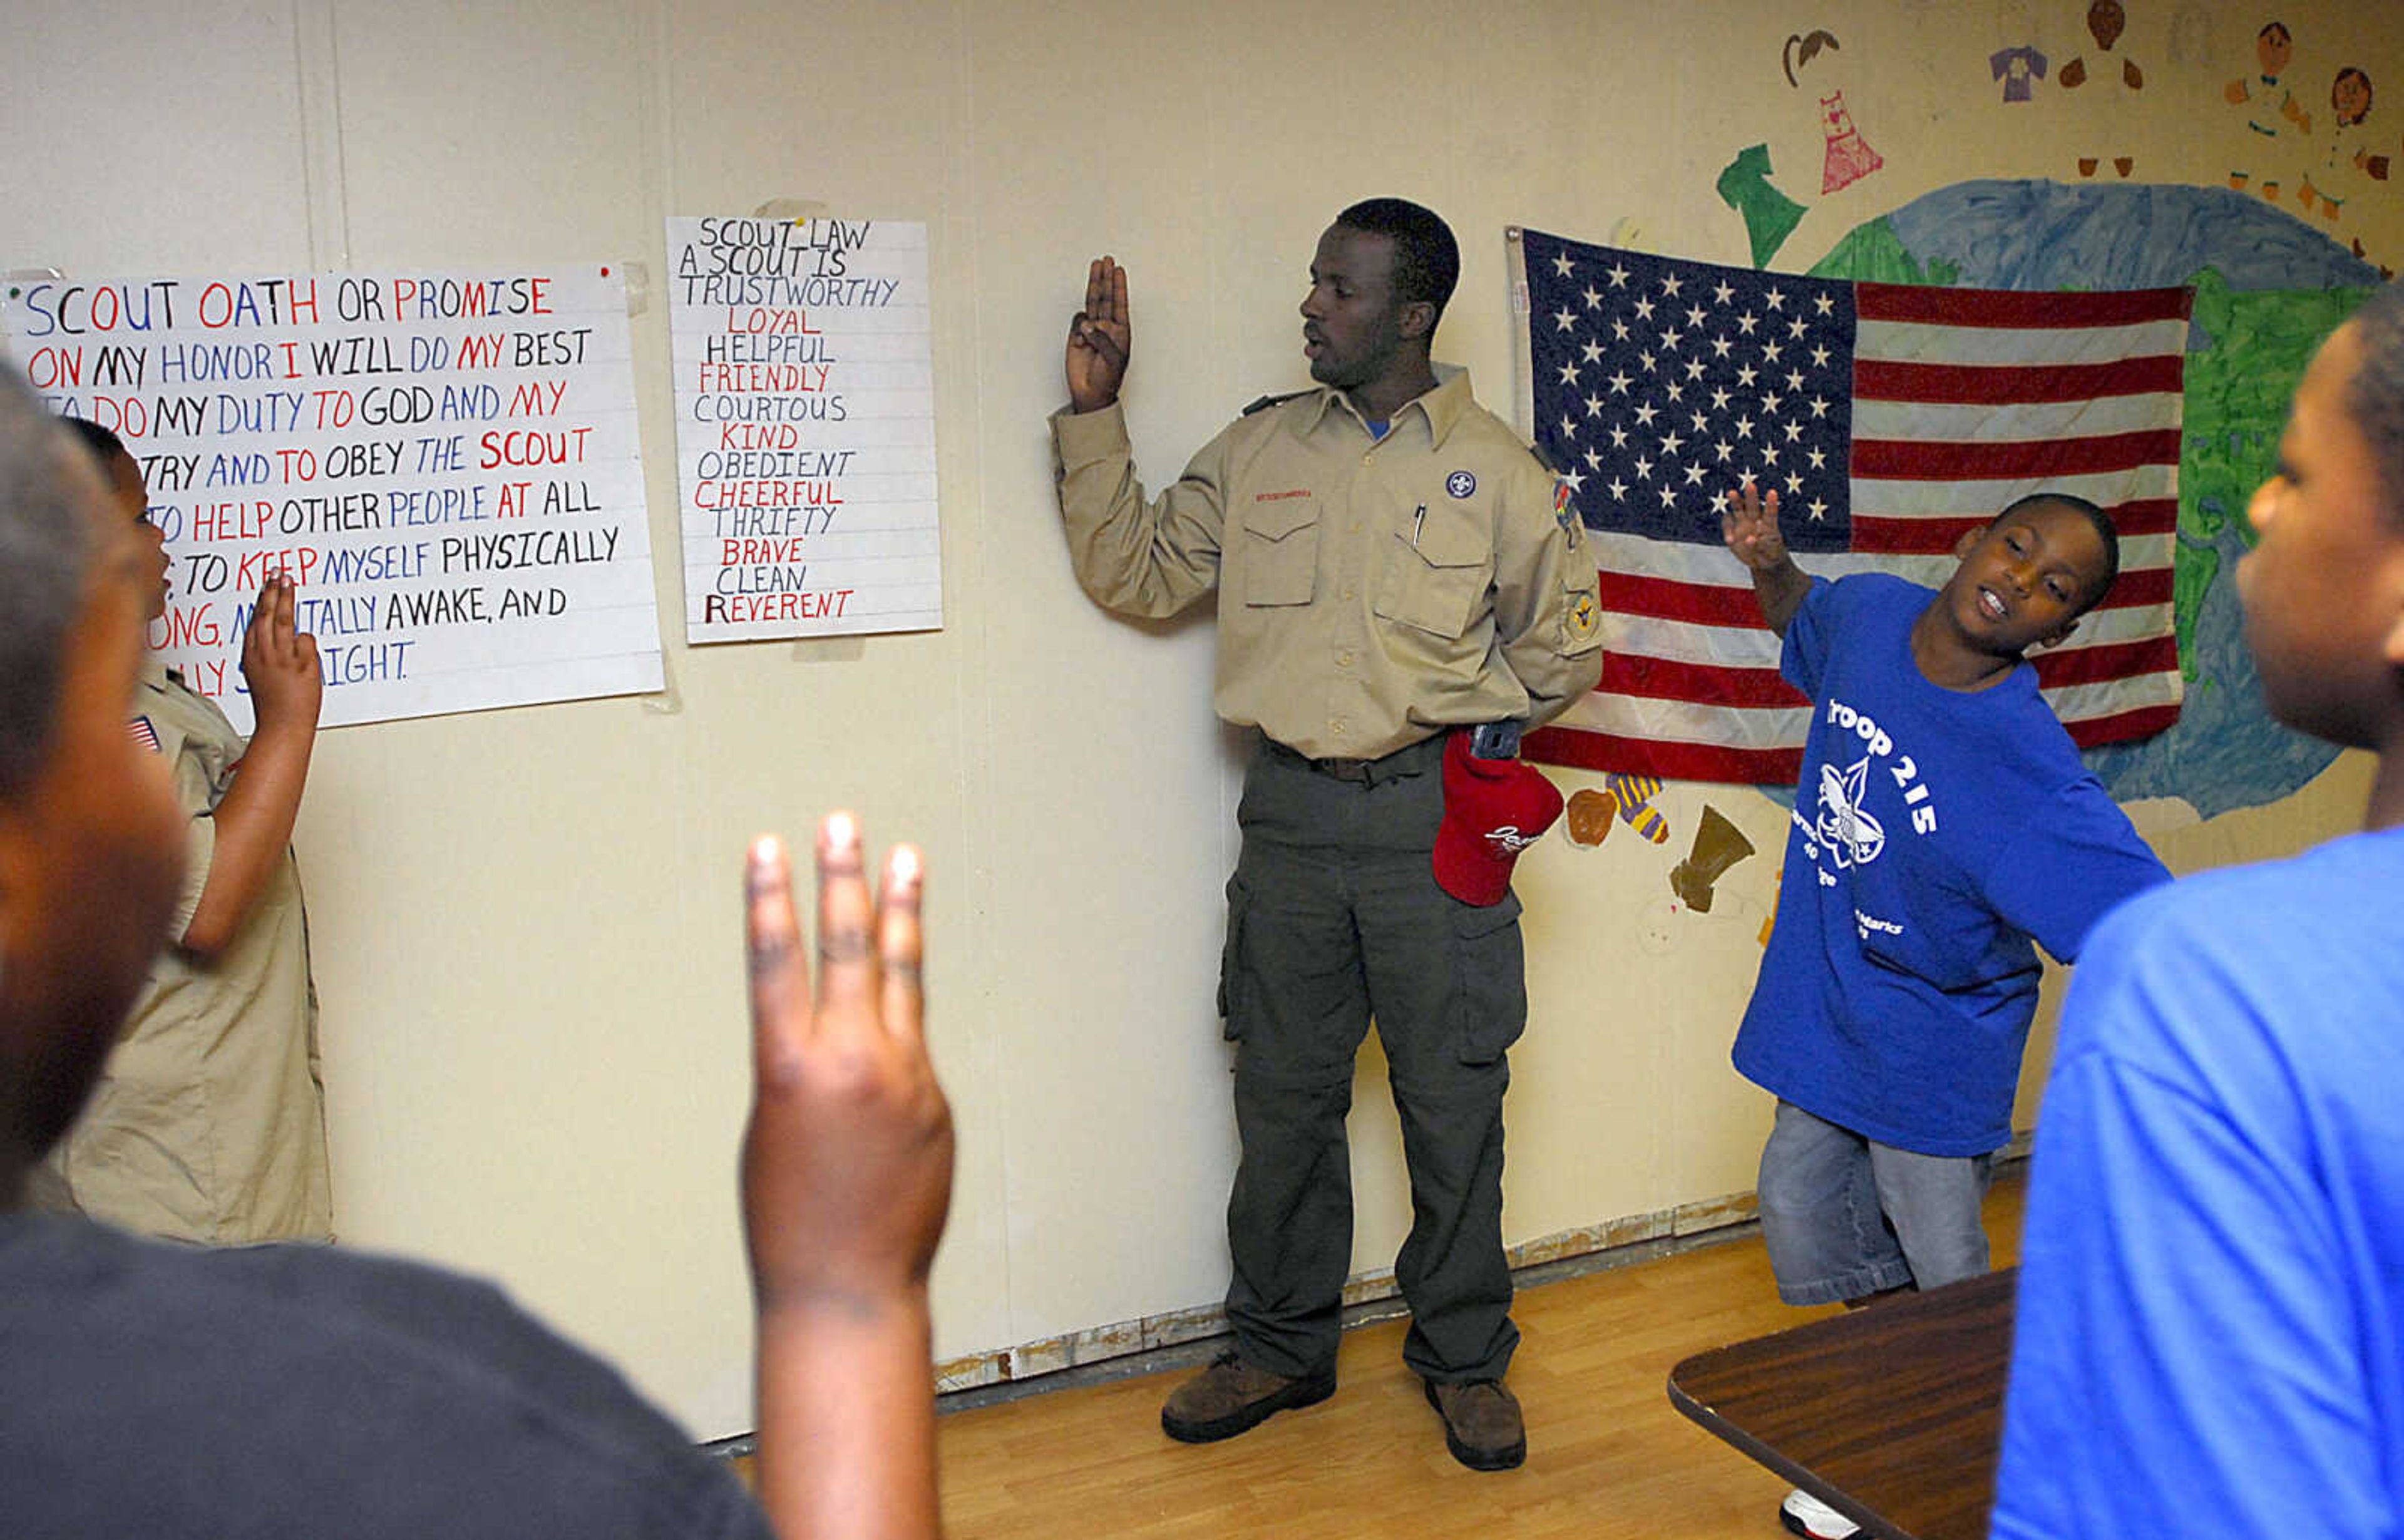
[1804,696,1938,879]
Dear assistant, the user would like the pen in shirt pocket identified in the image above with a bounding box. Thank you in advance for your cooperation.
[1412,503,1426,547]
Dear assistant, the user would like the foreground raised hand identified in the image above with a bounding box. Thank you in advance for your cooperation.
[744,813,953,1540]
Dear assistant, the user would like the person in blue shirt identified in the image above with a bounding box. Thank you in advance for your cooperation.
[1722,480,2170,1539]
[1990,284,2404,1538]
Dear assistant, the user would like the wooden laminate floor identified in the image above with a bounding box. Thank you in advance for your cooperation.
[933,1174,2026,1539]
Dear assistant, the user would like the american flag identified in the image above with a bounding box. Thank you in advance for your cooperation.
[1512,227,2190,785]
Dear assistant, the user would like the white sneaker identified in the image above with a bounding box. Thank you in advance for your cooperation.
[1779,1487,1860,1539]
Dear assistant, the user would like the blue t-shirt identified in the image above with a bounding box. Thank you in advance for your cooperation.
[1731,575,2167,1156]
[1991,827,2404,1537]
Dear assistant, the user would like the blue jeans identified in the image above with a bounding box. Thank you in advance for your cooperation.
[1755,1100,1994,1306]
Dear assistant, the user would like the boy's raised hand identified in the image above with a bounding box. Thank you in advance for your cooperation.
[1722,480,1789,572]
[1065,255,1131,414]
[182,574,324,955]
[240,575,322,736]
[743,813,951,1540]
[1724,480,1812,639]
[741,813,952,1310]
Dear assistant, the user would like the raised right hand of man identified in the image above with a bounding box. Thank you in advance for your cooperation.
[1065,255,1131,413]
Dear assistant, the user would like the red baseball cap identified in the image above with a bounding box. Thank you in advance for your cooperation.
[1432,732,1564,906]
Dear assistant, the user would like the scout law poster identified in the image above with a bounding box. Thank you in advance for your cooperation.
[666,216,942,644]
[3,265,663,732]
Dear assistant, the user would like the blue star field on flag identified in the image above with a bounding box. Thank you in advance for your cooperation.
[1521,228,1857,553]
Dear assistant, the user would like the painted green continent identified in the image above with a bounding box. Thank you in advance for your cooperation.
[2175,269,2368,677]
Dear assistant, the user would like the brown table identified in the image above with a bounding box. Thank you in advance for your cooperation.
[1666,1268,2018,1540]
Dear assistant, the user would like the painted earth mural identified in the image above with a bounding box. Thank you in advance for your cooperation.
[1810,178,2380,818]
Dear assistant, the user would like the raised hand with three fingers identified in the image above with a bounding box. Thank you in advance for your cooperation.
[1721,479,1788,572]
[1722,479,1813,640]
[1066,256,1131,414]
[743,811,953,1540]
[180,575,324,957]
[241,573,322,734]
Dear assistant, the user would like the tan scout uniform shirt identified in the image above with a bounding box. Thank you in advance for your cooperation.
[34,662,332,1243]
[1052,367,1604,761]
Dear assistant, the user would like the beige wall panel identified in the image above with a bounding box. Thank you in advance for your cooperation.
[1,2,313,269]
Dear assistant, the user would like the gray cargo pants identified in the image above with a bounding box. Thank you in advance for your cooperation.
[1218,732,1524,1385]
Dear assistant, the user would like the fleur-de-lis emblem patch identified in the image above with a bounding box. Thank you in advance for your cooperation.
[1814,756,1886,868]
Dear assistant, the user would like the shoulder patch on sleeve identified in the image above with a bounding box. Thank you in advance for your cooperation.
[1563,583,1603,652]
[1242,390,1308,417]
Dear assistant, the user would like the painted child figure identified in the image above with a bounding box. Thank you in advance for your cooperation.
[2225,19,2307,199]
[2058,0,2145,178]
[1720,481,2169,1539]
[2298,66,2390,226]
[1991,284,2404,1537]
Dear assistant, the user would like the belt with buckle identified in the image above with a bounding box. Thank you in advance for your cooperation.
[1266,734,1440,786]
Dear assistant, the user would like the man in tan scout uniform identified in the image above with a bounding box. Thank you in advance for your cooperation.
[1050,198,1603,1470]
[31,419,331,1244]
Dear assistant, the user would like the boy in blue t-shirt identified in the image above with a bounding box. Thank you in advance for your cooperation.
[1722,481,2169,1536]
[1723,481,2168,1281]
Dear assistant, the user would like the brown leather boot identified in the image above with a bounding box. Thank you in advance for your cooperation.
[1423,1378,1527,1471]
[1159,1351,1336,1443]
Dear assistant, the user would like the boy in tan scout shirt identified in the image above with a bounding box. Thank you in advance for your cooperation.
[31,417,331,1243]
